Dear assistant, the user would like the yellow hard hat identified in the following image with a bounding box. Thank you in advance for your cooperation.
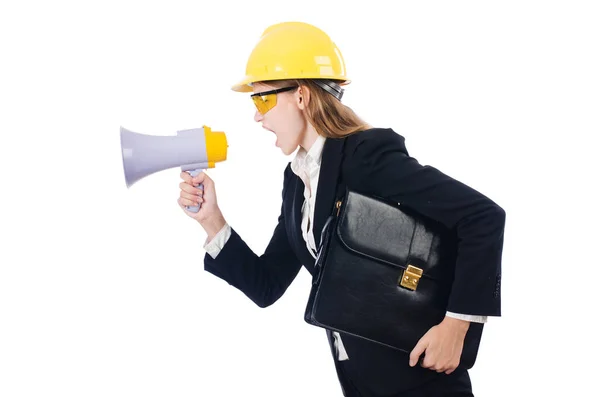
[232,22,350,92]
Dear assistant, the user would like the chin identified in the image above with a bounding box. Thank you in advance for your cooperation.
[277,141,298,156]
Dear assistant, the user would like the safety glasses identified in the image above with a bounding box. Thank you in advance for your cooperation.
[250,86,298,114]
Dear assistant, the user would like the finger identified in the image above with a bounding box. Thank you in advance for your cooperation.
[178,195,203,207]
[420,348,440,369]
[179,181,204,195]
[178,197,203,210]
[445,361,458,375]
[409,338,428,367]
[421,356,435,369]
[180,171,193,183]
[192,171,211,186]
[180,191,203,203]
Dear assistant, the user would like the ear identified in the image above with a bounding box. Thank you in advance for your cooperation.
[296,85,310,110]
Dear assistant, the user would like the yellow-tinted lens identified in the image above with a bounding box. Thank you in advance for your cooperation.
[252,93,277,114]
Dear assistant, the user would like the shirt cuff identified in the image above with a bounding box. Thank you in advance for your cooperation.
[203,223,232,259]
[446,311,488,324]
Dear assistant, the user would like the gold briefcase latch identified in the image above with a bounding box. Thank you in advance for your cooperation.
[399,265,423,291]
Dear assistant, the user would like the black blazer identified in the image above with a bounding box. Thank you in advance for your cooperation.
[204,128,505,392]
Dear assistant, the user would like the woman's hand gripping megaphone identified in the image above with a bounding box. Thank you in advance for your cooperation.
[178,170,226,239]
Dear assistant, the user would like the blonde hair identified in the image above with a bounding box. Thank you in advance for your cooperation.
[265,79,371,138]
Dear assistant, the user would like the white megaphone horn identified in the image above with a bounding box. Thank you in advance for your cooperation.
[120,125,228,212]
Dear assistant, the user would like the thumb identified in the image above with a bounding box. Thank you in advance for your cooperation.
[192,171,207,185]
[409,337,428,367]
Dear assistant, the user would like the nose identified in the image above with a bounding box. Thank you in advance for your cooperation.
[254,110,263,123]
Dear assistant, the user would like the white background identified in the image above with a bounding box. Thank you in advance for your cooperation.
[1,1,599,396]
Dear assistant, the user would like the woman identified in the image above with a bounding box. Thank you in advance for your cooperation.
[177,22,505,397]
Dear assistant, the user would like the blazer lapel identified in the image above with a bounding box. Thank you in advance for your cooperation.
[283,136,346,274]
[313,137,346,250]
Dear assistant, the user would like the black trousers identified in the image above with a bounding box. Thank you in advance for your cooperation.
[326,330,474,397]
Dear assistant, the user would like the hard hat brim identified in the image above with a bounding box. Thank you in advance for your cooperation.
[231,77,255,93]
[231,76,350,93]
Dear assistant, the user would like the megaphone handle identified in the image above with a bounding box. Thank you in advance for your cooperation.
[186,168,204,213]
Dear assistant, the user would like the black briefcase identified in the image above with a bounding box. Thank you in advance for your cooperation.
[304,188,484,369]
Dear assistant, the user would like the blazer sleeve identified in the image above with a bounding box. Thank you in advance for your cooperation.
[203,165,303,308]
[345,129,506,316]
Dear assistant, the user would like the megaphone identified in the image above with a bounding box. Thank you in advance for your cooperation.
[120,125,228,212]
